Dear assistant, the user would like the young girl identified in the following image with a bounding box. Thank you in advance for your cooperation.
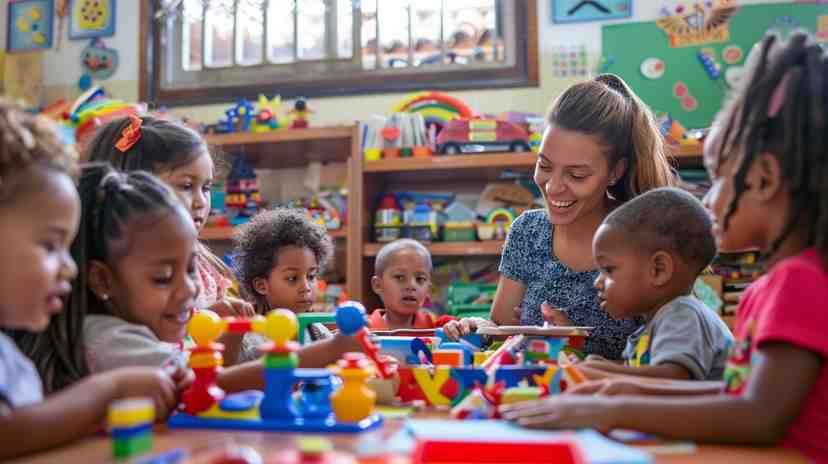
[20,164,362,395]
[85,115,253,318]
[234,208,335,351]
[0,102,183,458]
[502,32,828,461]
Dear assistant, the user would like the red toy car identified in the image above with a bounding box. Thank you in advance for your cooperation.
[436,119,531,155]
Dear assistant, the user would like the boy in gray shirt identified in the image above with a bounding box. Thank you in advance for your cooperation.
[585,188,733,381]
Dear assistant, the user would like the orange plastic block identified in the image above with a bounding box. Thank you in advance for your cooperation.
[431,349,463,367]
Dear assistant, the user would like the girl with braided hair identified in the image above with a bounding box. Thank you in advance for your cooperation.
[0,101,184,459]
[502,32,828,461]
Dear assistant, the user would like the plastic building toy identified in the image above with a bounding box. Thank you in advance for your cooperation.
[289,97,312,129]
[218,100,255,133]
[224,156,262,225]
[331,353,377,422]
[251,94,284,133]
[374,194,402,243]
[436,119,531,155]
[168,305,384,433]
[109,398,154,459]
[412,438,586,464]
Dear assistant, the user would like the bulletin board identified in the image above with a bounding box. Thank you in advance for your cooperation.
[602,3,828,128]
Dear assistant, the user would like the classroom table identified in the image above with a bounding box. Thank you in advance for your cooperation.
[11,413,808,464]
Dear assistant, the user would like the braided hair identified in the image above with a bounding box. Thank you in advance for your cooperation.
[0,99,76,202]
[14,163,187,393]
[715,32,827,268]
[548,74,677,202]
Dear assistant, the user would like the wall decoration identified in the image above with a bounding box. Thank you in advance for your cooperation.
[551,45,590,78]
[721,44,743,64]
[817,15,828,42]
[80,38,118,80]
[551,0,632,24]
[696,48,722,80]
[3,51,44,107]
[603,3,828,127]
[656,0,739,48]
[640,57,665,79]
[69,0,115,40]
[7,0,54,53]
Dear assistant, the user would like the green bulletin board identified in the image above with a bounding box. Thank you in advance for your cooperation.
[602,3,828,128]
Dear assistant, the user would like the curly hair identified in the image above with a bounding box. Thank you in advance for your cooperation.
[0,99,76,202]
[234,208,334,307]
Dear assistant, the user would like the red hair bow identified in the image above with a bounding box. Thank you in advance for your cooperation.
[115,114,143,152]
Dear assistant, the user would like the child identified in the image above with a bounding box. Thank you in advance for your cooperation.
[234,208,335,348]
[0,101,183,458]
[502,32,828,461]
[583,187,732,381]
[85,115,253,318]
[20,164,363,396]
[369,239,453,330]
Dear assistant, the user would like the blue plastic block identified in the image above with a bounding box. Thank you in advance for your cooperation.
[261,368,298,420]
[438,342,473,365]
[435,329,483,349]
[168,412,384,433]
[110,423,152,440]
[219,390,263,412]
[451,367,488,392]
[335,302,368,336]
[494,366,548,388]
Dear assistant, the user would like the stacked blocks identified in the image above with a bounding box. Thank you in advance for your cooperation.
[109,398,154,459]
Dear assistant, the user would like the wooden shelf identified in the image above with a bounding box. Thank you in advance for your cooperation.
[206,126,356,170]
[364,240,504,257]
[364,152,537,173]
[201,226,346,241]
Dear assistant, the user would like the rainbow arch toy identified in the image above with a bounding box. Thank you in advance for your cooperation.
[391,91,474,132]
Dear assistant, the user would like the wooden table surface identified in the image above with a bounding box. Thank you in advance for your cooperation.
[11,415,808,464]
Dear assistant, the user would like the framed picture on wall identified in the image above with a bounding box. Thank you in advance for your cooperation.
[69,0,116,40]
[6,0,54,53]
[551,0,633,24]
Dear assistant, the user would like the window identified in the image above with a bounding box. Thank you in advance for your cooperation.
[141,0,537,106]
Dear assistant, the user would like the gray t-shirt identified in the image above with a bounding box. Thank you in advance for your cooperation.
[0,332,43,408]
[84,315,187,372]
[623,295,733,380]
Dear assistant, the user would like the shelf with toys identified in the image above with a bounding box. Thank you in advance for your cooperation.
[364,240,505,257]
[201,226,347,242]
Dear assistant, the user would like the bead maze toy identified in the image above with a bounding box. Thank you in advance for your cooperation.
[109,398,154,459]
[168,303,390,433]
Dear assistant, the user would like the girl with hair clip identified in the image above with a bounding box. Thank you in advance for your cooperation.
[444,74,677,360]
[503,32,828,462]
[16,164,364,400]
[0,101,185,459]
[84,115,255,363]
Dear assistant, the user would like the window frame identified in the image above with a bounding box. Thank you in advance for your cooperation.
[139,1,538,106]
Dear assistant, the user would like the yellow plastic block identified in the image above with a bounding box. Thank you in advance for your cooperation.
[501,386,542,405]
[198,400,260,420]
[411,366,452,406]
[473,351,493,367]
[189,351,223,369]
[108,398,154,428]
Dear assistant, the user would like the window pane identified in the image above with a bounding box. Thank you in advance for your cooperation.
[266,0,295,63]
[297,0,326,60]
[378,0,410,68]
[204,1,234,67]
[236,1,264,65]
[182,0,203,71]
[443,0,498,65]
[359,0,377,70]
[411,0,442,67]
[336,0,353,59]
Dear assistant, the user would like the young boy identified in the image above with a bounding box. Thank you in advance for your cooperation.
[369,239,453,330]
[584,187,733,381]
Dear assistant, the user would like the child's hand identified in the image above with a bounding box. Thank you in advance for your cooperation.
[500,396,617,432]
[209,297,255,318]
[566,378,646,397]
[585,354,608,362]
[442,317,494,341]
[165,364,195,393]
[109,367,179,420]
[541,302,575,326]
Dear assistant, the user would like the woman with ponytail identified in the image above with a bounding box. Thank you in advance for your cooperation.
[444,74,677,359]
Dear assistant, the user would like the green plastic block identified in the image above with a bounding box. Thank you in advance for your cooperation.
[296,313,336,344]
[112,432,152,459]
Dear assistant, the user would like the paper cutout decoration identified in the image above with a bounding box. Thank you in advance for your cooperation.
[640,57,665,79]
[656,1,739,48]
[817,15,828,43]
[672,81,698,113]
[551,45,590,78]
[7,0,54,53]
[81,38,118,79]
[3,51,44,107]
[722,44,743,64]
[551,0,633,24]
[69,0,115,39]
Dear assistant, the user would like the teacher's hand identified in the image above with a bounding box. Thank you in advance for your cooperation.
[541,301,575,326]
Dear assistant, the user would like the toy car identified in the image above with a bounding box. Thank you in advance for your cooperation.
[436,119,531,155]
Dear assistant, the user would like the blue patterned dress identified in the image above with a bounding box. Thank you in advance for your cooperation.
[499,209,639,359]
